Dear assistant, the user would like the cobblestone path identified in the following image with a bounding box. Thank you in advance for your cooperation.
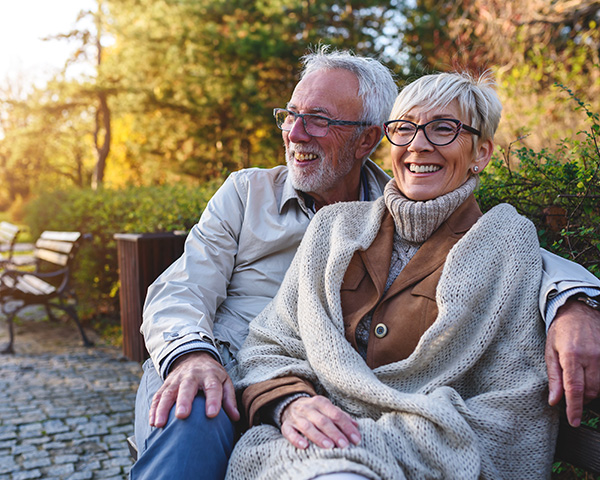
[0,314,142,480]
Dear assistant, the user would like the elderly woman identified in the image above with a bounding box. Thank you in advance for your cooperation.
[225,72,559,480]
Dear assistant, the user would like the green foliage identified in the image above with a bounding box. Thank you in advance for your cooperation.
[100,0,397,183]
[393,1,600,153]
[0,79,99,207]
[477,90,600,278]
[22,180,222,317]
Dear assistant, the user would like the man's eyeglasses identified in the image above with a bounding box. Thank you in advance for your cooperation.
[384,118,481,147]
[274,108,371,138]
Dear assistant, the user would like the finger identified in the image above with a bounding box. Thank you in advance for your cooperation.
[545,342,564,407]
[221,377,241,421]
[152,385,179,428]
[148,390,161,426]
[314,418,351,449]
[174,377,202,420]
[311,397,360,446]
[562,364,585,427]
[281,421,309,449]
[291,415,336,449]
[312,409,359,447]
[202,376,224,418]
[583,356,600,403]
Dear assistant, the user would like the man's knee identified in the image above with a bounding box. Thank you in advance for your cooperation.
[131,394,236,480]
[162,394,236,443]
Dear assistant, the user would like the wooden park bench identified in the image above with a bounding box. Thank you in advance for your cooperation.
[0,221,20,269]
[554,398,600,475]
[0,230,93,353]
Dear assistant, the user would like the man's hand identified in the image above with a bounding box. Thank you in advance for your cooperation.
[546,298,600,427]
[149,351,240,428]
[280,395,361,450]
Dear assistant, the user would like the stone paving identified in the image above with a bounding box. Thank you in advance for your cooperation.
[0,308,143,480]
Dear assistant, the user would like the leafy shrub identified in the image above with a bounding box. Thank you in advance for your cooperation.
[22,181,223,319]
[477,88,600,279]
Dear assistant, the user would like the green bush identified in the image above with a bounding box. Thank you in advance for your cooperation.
[477,89,600,279]
[22,181,223,319]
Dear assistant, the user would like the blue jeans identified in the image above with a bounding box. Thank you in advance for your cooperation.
[130,359,236,480]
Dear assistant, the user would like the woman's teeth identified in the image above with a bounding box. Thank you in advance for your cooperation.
[409,164,441,173]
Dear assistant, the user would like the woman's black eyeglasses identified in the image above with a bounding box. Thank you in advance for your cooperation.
[384,118,481,147]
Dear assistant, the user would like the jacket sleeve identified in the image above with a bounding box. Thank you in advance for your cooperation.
[539,248,600,326]
[141,173,247,379]
[242,376,317,426]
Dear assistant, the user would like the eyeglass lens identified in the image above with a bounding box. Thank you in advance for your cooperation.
[275,110,329,137]
[388,119,460,146]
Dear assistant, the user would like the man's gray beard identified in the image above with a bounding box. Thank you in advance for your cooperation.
[286,139,358,195]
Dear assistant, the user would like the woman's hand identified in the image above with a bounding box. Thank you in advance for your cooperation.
[280,395,361,450]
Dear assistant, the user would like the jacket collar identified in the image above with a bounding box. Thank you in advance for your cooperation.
[278,159,391,216]
[358,194,482,298]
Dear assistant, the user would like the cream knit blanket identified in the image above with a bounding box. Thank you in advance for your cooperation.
[227,198,558,480]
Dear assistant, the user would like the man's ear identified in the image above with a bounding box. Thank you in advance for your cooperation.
[354,125,383,160]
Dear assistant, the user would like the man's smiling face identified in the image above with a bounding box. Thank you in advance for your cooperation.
[283,68,364,202]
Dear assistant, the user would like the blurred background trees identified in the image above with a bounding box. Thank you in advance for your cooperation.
[1,0,599,202]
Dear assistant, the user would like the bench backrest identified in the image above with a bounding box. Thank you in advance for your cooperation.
[0,221,20,262]
[554,399,600,474]
[33,231,82,268]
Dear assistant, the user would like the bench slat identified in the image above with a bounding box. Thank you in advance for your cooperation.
[8,255,36,266]
[39,231,81,242]
[35,249,70,266]
[0,222,20,258]
[35,238,76,254]
[1,274,56,295]
[17,275,56,295]
[0,221,20,238]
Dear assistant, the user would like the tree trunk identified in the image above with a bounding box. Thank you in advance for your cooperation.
[92,91,111,189]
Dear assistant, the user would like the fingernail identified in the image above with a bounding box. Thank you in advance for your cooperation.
[298,439,308,449]
[571,419,581,428]
[323,440,334,449]
[207,405,217,416]
[176,406,187,416]
[350,434,360,445]
[338,438,349,448]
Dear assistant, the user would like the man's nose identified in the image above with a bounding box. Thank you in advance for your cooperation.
[287,117,311,143]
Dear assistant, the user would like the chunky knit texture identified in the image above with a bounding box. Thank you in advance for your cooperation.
[227,198,558,480]
[384,176,477,244]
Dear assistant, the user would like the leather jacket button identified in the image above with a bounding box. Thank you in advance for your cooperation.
[374,323,388,338]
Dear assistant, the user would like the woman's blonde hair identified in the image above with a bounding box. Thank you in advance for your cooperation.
[390,71,503,147]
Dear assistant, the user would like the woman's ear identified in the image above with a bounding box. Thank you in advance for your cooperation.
[472,139,494,172]
[354,125,383,161]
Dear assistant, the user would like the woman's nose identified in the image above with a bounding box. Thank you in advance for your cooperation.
[408,128,434,152]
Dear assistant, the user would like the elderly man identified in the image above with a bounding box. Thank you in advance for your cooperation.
[130,48,600,480]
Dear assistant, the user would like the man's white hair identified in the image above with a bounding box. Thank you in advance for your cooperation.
[300,46,398,127]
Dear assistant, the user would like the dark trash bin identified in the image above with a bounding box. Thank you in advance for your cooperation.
[114,231,187,362]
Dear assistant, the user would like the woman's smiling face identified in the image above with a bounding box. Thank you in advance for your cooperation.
[390,100,492,201]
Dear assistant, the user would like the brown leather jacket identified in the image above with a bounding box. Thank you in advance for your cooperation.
[242,195,483,425]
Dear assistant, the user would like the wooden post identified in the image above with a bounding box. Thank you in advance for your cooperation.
[114,232,187,362]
